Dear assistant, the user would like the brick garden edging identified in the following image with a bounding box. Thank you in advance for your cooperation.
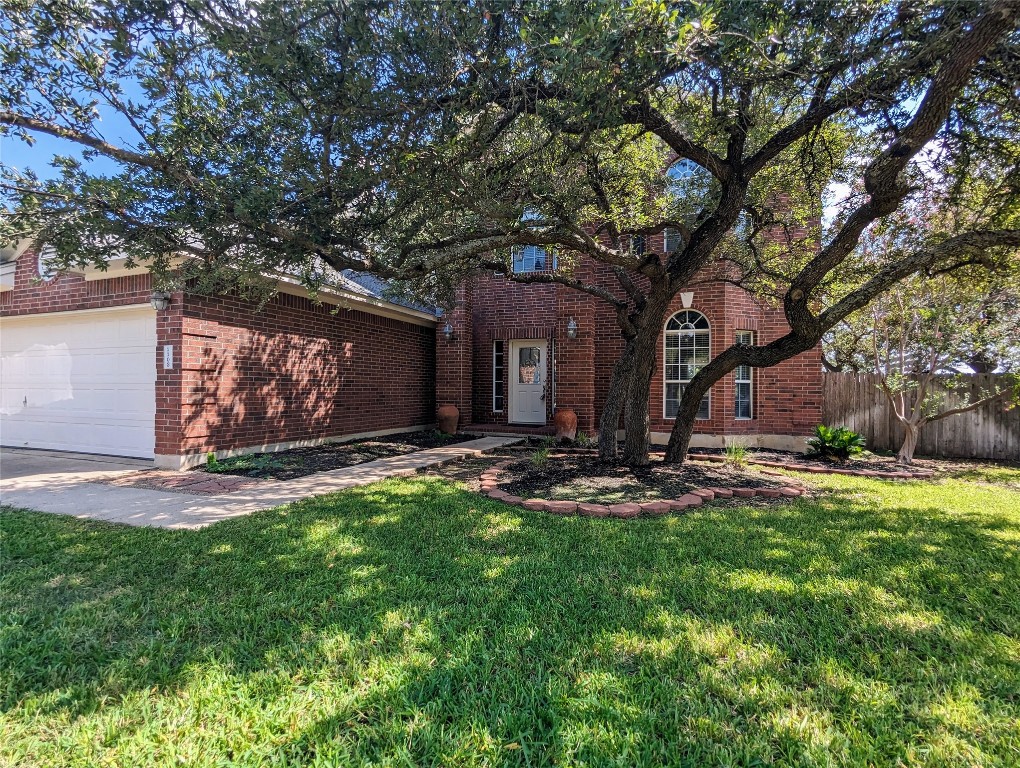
[477,460,808,519]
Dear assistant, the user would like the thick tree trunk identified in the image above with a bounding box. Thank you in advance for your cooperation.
[620,324,661,466]
[663,377,709,464]
[597,293,673,466]
[896,421,922,465]
[597,342,635,462]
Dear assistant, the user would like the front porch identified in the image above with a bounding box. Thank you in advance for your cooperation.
[462,422,556,437]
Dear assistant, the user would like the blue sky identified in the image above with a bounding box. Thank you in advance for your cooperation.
[1,86,140,183]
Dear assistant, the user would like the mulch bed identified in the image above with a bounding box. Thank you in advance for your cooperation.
[477,455,807,519]
[501,454,790,504]
[198,431,480,480]
[685,448,935,479]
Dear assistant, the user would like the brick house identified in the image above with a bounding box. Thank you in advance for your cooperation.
[434,228,823,450]
[0,242,436,467]
[1,223,821,466]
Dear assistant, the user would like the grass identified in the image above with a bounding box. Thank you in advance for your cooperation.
[2,469,1020,767]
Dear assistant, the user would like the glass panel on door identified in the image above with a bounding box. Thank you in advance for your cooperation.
[518,347,541,384]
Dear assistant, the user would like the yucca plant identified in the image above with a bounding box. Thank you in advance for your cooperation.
[806,425,866,463]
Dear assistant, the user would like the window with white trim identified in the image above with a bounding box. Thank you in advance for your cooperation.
[734,330,753,419]
[512,208,555,273]
[664,310,710,419]
[493,340,505,412]
[511,244,550,273]
[630,234,645,256]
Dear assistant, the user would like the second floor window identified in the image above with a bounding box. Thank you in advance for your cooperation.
[512,244,552,273]
[664,227,682,253]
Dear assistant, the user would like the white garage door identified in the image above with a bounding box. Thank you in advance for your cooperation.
[1,307,157,458]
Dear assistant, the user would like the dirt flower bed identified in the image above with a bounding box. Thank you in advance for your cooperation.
[685,448,936,479]
[199,431,479,480]
[500,454,794,504]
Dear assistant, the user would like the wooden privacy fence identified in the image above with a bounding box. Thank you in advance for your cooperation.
[822,373,1020,461]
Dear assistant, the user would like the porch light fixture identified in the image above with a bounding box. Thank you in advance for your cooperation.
[566,317,578,339]
[442,321,455,341]
[150,290,171,312]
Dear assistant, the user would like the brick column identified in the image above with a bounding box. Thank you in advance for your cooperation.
[435,282,474,427]
[154,290,185,466]
[555,281,596,435]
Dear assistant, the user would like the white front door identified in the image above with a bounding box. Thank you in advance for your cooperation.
[509,339,547,424]
[0,307,157,458]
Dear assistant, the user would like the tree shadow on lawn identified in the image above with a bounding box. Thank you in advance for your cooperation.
[2,477,1019,766]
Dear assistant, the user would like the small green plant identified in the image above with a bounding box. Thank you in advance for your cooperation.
[574,431,595,448]
[205,452,302,476]
[531,447,550,467]
[806,425,866,462]
[206,452,218,469]
[724,440,748,467]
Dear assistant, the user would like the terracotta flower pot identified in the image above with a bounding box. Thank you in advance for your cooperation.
[437,404,460,435]
[553,407,578,442]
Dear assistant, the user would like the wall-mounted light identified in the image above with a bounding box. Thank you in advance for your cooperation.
[150,290,171,312]
[442,321,455,341]
[566,317,578,339]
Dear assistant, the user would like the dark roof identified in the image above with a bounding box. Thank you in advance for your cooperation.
[339,270,438,316]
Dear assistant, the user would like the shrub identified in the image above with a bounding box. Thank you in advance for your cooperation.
[807,425,866,462]
[574,431,595,448]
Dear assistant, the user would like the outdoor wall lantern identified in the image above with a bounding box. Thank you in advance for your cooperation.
[150,290,172,312]
[442,321,455,341]
[566,317,578,339]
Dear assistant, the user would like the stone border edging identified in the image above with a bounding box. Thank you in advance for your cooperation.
[476,460,807,519]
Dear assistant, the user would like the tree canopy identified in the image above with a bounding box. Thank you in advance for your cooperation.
[3,0,1019,464]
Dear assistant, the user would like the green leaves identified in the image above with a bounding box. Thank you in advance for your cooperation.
[806,425,867,462]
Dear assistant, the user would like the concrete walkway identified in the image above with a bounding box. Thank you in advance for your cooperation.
[0,437,519,529]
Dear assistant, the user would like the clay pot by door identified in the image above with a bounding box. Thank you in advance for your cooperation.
[437,404,460,435]
[553,408,578,442]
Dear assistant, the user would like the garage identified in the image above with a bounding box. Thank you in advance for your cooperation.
[0,306,157,458]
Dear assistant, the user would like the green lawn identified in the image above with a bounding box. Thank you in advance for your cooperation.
[2,470,1019,767]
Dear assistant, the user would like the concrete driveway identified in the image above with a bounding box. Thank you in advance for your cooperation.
[1,448,152,484]
[1,437,519,530]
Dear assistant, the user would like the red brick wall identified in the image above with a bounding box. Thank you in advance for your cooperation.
[460,228,823,440]
[0,247,152,316]
[435,284,474,427]
[467,272,559,426]
[160,291,436,458]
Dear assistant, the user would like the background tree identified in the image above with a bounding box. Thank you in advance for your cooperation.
[826,271,1019,464]
[3,0,1019,465]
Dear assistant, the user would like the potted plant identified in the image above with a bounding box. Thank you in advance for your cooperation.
[437,404,459,435]
[553,407,577,442]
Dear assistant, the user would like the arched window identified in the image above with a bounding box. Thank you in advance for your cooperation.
[664,310,711,420]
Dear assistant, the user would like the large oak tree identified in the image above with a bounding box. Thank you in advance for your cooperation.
[3,0,1019,465]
